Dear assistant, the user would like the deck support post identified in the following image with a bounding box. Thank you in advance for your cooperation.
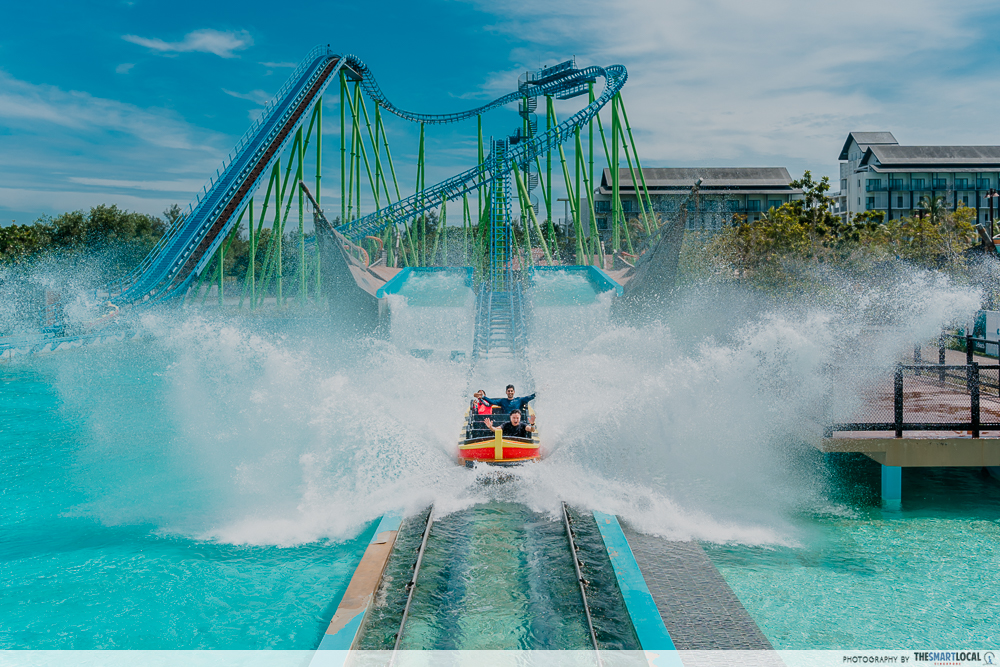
[894,363,903,438]
[881,465,902,504]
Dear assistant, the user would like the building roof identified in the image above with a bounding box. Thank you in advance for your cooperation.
[839,132,898,161]
[598,167,802,195]
[859,145,1000,171]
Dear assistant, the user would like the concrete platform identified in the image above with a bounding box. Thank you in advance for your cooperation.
[821,435,1000,466]
[619,524,773,651]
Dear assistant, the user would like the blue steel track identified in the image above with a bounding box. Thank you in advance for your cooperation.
[105,47,627,309]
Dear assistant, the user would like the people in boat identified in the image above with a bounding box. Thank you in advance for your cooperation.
[470,390,496,415]
[468,390,497,439]
[484,410,536,439]
[486,385,536,415]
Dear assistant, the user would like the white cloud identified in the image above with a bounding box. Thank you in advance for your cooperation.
[0,187,178,220]
[115,63,134,74]
[464,0,1000,180]
[222,88,272,104]
[122,28,253,59]
[67,177,205,192]
[0,70,216,151]
[0,71,231,222]
[259,61,296,68]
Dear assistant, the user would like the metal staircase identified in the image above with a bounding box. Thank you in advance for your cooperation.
[472,139,528,361]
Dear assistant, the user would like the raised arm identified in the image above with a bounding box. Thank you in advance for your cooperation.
[484,418,501,432]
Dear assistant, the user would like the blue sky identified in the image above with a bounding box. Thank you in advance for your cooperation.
[3,0,1000,227]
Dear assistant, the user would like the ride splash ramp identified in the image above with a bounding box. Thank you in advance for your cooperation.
[95,48,627,314]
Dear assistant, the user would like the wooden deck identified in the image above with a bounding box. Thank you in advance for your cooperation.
[822,372,1000,466]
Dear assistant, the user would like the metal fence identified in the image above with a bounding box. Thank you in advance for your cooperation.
[826,362,1000,438]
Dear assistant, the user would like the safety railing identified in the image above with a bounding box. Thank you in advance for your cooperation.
[471,282,491,360]
[825,362,1000,438]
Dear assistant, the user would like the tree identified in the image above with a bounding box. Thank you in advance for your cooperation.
[0,225,44,263]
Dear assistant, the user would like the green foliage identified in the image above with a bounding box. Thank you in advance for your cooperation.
[706,171,980,287]
[0,225,45,262]
[1,204,169,271]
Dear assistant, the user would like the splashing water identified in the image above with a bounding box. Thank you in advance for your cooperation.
[2,259,995,648]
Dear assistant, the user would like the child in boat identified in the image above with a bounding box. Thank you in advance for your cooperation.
[484,410,536,439]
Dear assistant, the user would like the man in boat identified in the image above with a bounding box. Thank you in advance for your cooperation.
[484,410,536,439]
[486,385,536,416]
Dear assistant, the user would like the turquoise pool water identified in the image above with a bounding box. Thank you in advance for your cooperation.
[0,358,375,649]
[4,272,1000,652]
[707,462,1000,649]
[530,270,607,306]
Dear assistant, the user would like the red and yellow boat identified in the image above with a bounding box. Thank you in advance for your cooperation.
[458,406,541,467]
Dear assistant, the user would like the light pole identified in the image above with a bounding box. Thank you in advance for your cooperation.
[988,188,999,239]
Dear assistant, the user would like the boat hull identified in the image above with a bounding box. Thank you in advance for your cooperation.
[458,436,541,465]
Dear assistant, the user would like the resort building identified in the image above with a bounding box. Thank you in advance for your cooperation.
[582,167,803,233]
[833,131,1000,225]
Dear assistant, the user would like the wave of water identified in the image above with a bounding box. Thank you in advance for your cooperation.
[30,265,982,549]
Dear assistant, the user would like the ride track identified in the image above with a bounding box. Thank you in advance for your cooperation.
[103,46,628,309]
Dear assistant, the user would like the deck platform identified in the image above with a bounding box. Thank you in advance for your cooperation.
[620,524,772,651]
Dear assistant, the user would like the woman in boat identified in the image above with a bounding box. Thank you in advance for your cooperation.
[469,390,496,439]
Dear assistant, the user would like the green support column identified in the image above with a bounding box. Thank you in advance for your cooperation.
[276,155,284,306]
[297,126,306,306]
[463,193,470,266]
[546,95,554,249]
[218,234,224,306]
[354,81,361,219]
[477,115,484,233]
[416,121,425,266]
[557,139,585,264]
[514,166,552,264]
[248,198,255,311]
[577,130,601,267]
[619,98,655,226]
[588,83,595,213]
[315,97,322,301]
[601,95,623,256]
[340,72,347,224]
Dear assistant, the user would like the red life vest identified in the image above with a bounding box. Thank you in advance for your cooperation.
[474,399,494,415]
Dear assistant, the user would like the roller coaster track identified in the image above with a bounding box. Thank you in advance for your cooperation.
[105,46,626,307]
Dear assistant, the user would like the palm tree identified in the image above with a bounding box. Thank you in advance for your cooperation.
[917,194,947,226]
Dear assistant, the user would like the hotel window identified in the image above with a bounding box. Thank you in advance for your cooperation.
[956,178,970,189]
[932,178,948,189]
[622,200,634,213]
[897,196,904,208]
[767,200,781,210]
[746,200,761,212]
[866,197,875,210]
[597,217,609,230]
[889,179,903,189]
[595,200,611,213]
[963,196,969,206]
[978,178,991,189]
[867,179,882,191]
[912,178,925,190]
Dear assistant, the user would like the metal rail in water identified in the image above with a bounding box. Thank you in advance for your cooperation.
[563,501,602,658]
[391,506,434,655]
[377,503,614,653]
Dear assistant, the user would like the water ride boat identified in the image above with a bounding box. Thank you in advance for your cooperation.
[458,406,541,467]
